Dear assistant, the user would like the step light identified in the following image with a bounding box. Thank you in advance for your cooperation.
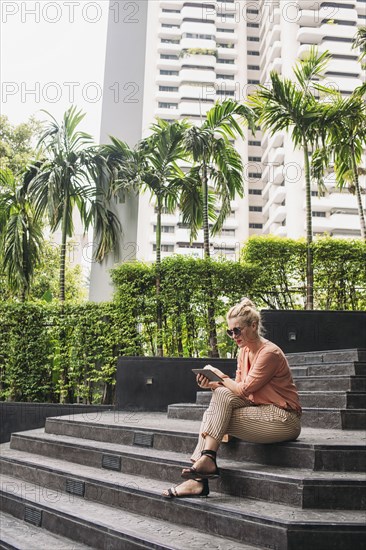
[133,431,154,447]
[65,479,85,497]
[24,506,42,527]
[102,454,121,471]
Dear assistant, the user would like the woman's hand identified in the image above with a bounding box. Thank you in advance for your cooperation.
[196,374,217,389]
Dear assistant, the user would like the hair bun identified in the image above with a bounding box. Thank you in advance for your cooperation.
[239,298,256,309]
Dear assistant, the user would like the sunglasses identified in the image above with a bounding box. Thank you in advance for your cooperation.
[226,327,243,338]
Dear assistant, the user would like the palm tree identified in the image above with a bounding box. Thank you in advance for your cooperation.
[249,48,331,309]
[0,167,43,301]
[353,26,366,61]
[180,99,255,355]
[28,107,120,302]
[312,87,366,240]
[139,119,190,356]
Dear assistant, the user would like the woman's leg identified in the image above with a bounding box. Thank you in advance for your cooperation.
[226,404,301,444]
[190,387,253,463]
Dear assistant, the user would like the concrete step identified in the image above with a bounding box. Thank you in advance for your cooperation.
[167,402,366,430]
[0,510,91,550]
[42,413,366,472]
[196,390,366,409]
[1,467,365,550]
[0,473,265,550]
[284,376,366,392]
[291,362,366,377]
[286,349,366,366]
[3,437,366,510]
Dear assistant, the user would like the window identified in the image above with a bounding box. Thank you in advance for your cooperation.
[217,42,234,48]
[217,90,235,96]
[154,225,175,233]
[247,22,259,27]
[326,71,359,77]
[249,223,263,228]
[311,191,319,197]
[162,23,180,28]
[217,28,235,33]
[248,36,260,42]
[160,70,179,75]
[158,102,178,109]
[248,65,260,70]
[249,156,261,161]
[161,39,180,44]
[248,172,262,178]
[221,228,235,235]
[248,50,260,56]
[323,36,353,42]
[249,206,262,212]
[176,242,204,249]
[160,54,179,59]
[183,17,215,23]
[249,140,261,146]
[153,244,174,252]
[216,74,234,79]
[184,33,214,40]
[247,9,259,14]
[248,79,260,84]
[217,58,234,64]
[159,86,179,92]
[249,189,262,195]
[312,211,326,217]
[162,8,180,13]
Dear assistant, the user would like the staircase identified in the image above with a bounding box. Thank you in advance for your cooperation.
[0,349,365,550]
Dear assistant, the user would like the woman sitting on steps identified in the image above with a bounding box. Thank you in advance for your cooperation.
[163,297,302,499]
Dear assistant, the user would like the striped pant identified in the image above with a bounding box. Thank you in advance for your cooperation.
[191,387,301,462]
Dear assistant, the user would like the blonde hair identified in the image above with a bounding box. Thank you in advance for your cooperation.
[226,298,264,336]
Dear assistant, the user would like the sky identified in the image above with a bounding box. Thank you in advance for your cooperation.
[1,0,110,140]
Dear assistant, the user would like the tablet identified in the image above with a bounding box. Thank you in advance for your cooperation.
[192,368,224,382]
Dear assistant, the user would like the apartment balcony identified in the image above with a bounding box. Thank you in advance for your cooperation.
[180,68,216,83]
[263,205,286,232]
[319,6,358,22]
[157,42,181,54]
[159,12,183,25]
[155,106,180,119]
[298,10,319,27]
[180,53,216,67]
[261,131,285,161]
[157,57,181,69]
[158,27,181,39]
[216,30,238,43]
[180,37,216,50]
[181,21,216,35]
[262,186,286,215]
[323,75,362,93]
[161,0,183,9]
[156,74,180,86]
[156,90,180,102]
[297,22,356,44]
[216,45,237,59]
[260,24,281,56]
[179,100,212,116]
[180,5,215,21]
[180,83,214,100]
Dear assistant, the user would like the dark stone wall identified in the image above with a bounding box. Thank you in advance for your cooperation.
[261,310,366,353]
[0,403,112,443]
[116,357,236,412]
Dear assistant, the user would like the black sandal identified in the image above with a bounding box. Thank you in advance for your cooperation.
[162,478,209,499]
[181,450,220,480]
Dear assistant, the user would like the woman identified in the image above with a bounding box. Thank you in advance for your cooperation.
[163,298,302,498]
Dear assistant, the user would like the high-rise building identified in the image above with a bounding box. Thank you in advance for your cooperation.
[89,0,365,301]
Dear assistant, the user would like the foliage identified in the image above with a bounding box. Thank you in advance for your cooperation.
[0,115,42,175]
[28,106,120,301]
[0,168,43,300]
[0,302,140,403]
[241,236,306,309]
[29,241,87,302]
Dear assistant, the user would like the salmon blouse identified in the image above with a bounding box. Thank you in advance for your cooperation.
[235,340,302,413]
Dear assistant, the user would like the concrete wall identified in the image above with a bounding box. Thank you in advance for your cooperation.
[0,403,112,443]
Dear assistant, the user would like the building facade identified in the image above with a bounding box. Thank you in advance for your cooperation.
[89,0,365,301]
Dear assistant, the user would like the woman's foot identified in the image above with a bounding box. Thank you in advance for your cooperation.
[181,450,219,480]
[162,478,209,498]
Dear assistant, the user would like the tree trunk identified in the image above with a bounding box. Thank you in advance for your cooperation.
[304,142,314,310]
[351,146,366,240]
[156,196,163,357]
[202,163,210,259]
[59,191,69,303]
[202,163,219,357]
